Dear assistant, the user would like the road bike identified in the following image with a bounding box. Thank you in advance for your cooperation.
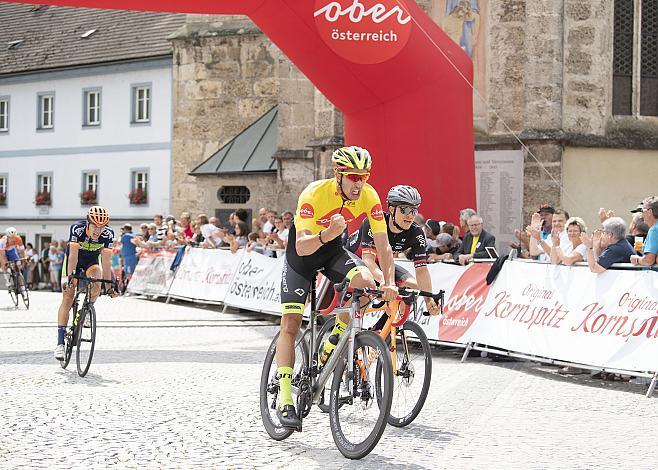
[59,274,114,377]
[260,276,394,460]
[317,286,444,427]
[5,259,29,309]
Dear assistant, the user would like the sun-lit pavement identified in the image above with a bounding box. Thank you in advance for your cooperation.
[1,291,657,469]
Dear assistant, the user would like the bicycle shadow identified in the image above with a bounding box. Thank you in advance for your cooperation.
[0,305,19,311]
[55,369,121,387]
[385,421,458,444]
[281,439,437,470]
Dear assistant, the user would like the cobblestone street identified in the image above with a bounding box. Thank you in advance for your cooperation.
[1,292,658,469]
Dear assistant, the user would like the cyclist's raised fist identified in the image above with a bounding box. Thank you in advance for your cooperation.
[328,214,346,238]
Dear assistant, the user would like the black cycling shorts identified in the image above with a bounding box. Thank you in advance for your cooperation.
[281,223,369,315]
[61,250,101,283]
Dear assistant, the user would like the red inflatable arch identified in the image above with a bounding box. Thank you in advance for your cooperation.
[11,0,476,220]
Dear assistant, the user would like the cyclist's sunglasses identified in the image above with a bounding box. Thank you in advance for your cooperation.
[397,206,419,216]
[339,172,370,183]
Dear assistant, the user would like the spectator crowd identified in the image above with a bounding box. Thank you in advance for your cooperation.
[22,194,658,295]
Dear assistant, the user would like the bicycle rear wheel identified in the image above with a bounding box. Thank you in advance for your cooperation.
[8,273,18,307]
[76,304,96,377]
[17,273,29,309]
[259,330,308,441]
[376,320,432,427]
[329,330,392,460]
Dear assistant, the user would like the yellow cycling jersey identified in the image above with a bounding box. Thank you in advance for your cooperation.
[294,178,386,237]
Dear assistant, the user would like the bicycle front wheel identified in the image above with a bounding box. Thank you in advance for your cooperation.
[8,274,18,307]
[76,304,96,377]
[17,273,29,309]
[329,330,392,460]
[60,325,75,369]
[377,320,432,427]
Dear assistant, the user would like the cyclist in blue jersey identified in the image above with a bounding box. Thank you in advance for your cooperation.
[54,206,116,360]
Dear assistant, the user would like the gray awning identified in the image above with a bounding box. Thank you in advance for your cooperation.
[189,106,278,176]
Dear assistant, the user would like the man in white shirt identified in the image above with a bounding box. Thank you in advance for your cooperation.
[529,209,570,261]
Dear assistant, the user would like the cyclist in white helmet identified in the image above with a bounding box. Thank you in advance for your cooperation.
[0,227,26,284]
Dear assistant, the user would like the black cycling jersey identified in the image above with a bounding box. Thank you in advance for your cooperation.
[63,221,114,277]
[68,221,114,253]
[346,213,428,268]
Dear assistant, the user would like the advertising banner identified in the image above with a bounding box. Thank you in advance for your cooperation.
[167,248,243,304]
[126,249,177,297]
[470,261,658,372]
[223,251,284,314]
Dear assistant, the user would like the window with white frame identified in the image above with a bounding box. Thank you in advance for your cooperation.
[132,85,151,123]
[36,173,52,206]
[84,90,101,126]
[38,94,54,129]
[134,171,148,191]
[81,171,98,204]
[84,172,98,193]
[38,174,51,193]
[0,98,8,132]
[130,170,148,204]
[613,0,658,116]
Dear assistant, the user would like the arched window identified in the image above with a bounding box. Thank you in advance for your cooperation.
[218,186,250,204]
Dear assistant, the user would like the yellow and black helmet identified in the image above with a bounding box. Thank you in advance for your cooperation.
[87,206,109,227]
[331,146,372,171]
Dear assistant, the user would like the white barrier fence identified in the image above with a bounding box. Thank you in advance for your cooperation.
[127,248,658,390]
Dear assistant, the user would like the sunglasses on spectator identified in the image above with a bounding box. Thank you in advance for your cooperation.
[339,172,370,183]
[397,206,419,216]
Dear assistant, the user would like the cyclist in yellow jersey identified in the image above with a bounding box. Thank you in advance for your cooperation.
[276,146,398,429]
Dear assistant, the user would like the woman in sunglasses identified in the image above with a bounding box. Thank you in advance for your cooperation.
[346,185,442,326]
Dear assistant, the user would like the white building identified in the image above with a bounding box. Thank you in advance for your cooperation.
[0,4,184,248]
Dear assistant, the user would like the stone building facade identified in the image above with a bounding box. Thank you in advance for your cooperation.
[168,15,342,221]
[169,2,658,231]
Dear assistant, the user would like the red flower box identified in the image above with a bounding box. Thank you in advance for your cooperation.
[80,190,97,205]
[129,188,147,205]
[34,191,51,206]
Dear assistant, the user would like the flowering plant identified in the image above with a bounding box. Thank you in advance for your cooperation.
[129,188,147,204]
[80,190,97,205]
[35,191,51,206]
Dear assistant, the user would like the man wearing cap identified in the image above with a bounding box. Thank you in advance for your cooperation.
[121,224,138,283]
[429,233,460,261]
[630,196,658,267]
[538,204,555,240]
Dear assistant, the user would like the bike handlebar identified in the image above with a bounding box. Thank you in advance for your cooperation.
[72,274,115,284]
[333,278,445,316]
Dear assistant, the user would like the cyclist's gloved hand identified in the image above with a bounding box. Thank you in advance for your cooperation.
[381,284,397,302]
